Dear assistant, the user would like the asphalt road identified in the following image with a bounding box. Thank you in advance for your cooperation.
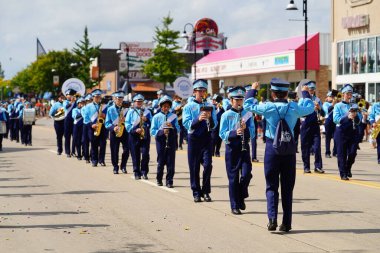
[0,118,380,253]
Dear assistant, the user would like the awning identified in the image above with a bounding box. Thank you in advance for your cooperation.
[195,33,320,79]
[131,82,161,92]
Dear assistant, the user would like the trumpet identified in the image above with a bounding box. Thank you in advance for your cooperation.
[115,109,125,138]
[139,110,145,140]
[94,104,104,137]
[358,99,367,112]
[238,106,247,152]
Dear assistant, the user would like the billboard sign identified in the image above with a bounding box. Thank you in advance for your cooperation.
[119,42,154,71]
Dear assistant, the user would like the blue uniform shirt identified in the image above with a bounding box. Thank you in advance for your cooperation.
[82,102,104,125]
[105,104,124,130]
[0,108,7,122]
[298,92,323,125]
[244,89,314,139]
[49,101,64,117]
[171,100,182,113]
[125,107,152,134]
[222,98,232,111]
[182,99,218,136]
[333,101,360,127]
[369,102,380,124]
[72,107,83,126]
[219,108,255,144]
[150,111,180,137]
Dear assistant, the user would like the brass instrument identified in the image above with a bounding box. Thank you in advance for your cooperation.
[139,110,145,140]
[53,108,65,121]
[94,104,104,136]
[238,106,247,151]
[358,99,367,111]
[371,118,380,140]
[164,115,173,149]
[336,92,342,101]
[115,108,125,138]
[200,94,212,132]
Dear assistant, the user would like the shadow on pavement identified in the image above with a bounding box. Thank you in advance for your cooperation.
[0,177,32,182]
[0,190,125,198]
[244,210,363,216]
[0,223,109,230]
[0,185,49,188]
[283,228,380,234]
[93,244,161,253]
[0,147,46,153]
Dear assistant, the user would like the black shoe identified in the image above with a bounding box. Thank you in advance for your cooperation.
[347,172,352,178]
[203,194,212,202]
[113,170,119,174]
[66,154,71,158]
[314,168,325,174]
[179,146,183,150]
[86,160,90,164]
[57,152,62,155]
[252,159,259,163]
[333,154,337,157]
[278,224,292,232]
[239,201,246,211]
[215,153,220,157]
[142,174,148,180]
[304,169,311,174]
[341,176,349,181]
[231,209,242,215]
[157,181,163,186]
[100,162,106,167]
[121,168,127,174]
[357,145,361,150]
[267,219,278,231]
[77,157,82,161]
[134,174,141,180]
[194,196,202,203]
[325,154,332,158]
[166,183,173,188]
[71,153,77,157]
[92,163,97,167]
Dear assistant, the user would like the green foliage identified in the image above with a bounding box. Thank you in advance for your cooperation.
[257,87,268,100]
[72,26,102,89]
[142,14,188,87]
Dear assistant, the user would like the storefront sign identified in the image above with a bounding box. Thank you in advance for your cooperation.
[342,15,369,29]
[119,42,154,71]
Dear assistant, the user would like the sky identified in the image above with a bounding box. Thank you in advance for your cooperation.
[0,0,331,80]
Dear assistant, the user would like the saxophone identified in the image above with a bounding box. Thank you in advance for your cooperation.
[115,108,125,138]
[238,106,247,151]
[139,110,145,140]
[371,118,380,140]
[94,104,104,137]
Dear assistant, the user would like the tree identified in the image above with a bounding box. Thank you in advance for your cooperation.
[72,26,102,89]
[143,14,188,88]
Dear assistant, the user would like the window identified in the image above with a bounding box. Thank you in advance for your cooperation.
[368,83,375,103]
[337,42,344,75]
[368,38,376,73]
[352,40,359,74]
[377,83,380,102]
[344,41,352,74]
[359,39,367,73]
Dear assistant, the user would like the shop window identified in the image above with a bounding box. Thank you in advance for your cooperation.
[377,37,380,73]
[377,83,380,102]
[368,83,375,103]
[337,42,344,75]
[344,41,352,75]
[368,38,376,73]
[359,39,367,73]
[352,40,359,74]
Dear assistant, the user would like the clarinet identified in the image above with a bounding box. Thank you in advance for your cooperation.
[165,114,170,149]
[238,106,247,151]
[203,95,211,132]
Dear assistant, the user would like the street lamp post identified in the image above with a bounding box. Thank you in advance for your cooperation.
[286,0,308,79]
[182,23,197,80]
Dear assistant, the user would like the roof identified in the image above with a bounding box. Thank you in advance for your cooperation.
[197,33,319,65]
[131,83,161,92]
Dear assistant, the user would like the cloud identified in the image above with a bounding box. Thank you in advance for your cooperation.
[0,0,330,79]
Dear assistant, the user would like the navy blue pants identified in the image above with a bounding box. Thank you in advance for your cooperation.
[12,119,19,142]
[178,123,187,148]
[211,129,222,156]
[156,133,176,184]
[109,130,129,171]
[324,120,336,156]
[334,127,358,178]
[264,138,296,227]
[225,143,252,209]
[22,124,32,145]
[64,119,74,155]
[376,134,380,163]
[89,125,107,165]
[82,124,91,161]
[54,120,64,153]
[129,133,150,177]
[187,133,213,198]
[19,119,24,144]
[0,134,3,149]
[73,123,83,158]
[300,123,323,170]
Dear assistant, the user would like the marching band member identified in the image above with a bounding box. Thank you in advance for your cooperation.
[49,94,65,155]
[172,95,186,150]
[7,99,16,141]
[82,94,93,163]
[20,101,33,146]
[245,85,260,162]
[211,94,224,157]
[0,102,7,151]
[12,98,21,143]
[244,79,314,232]
[82,89,106,167]
[322,91,337,158]
[219,86,254,215]
[298,80,325,174]
[63,89,77,157]
[72,97,85,161]
[183,79,217,203]
[105,91,129,174]
[151,95,180,187]
[152,90,164,115]
[17,97,25,144]
[125,94,152,180]
[333,84,360,180]
[222,88,232,111]
[3,102,9,139]
[369,99,380,164]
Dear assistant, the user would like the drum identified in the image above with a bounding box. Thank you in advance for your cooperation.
[0,121,6,134]
[23,108,36,125]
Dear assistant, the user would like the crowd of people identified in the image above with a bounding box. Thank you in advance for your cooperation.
[1,78,380,233]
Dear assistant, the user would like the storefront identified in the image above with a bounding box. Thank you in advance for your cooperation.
[195,33,331,100]
[332,0,380,103]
